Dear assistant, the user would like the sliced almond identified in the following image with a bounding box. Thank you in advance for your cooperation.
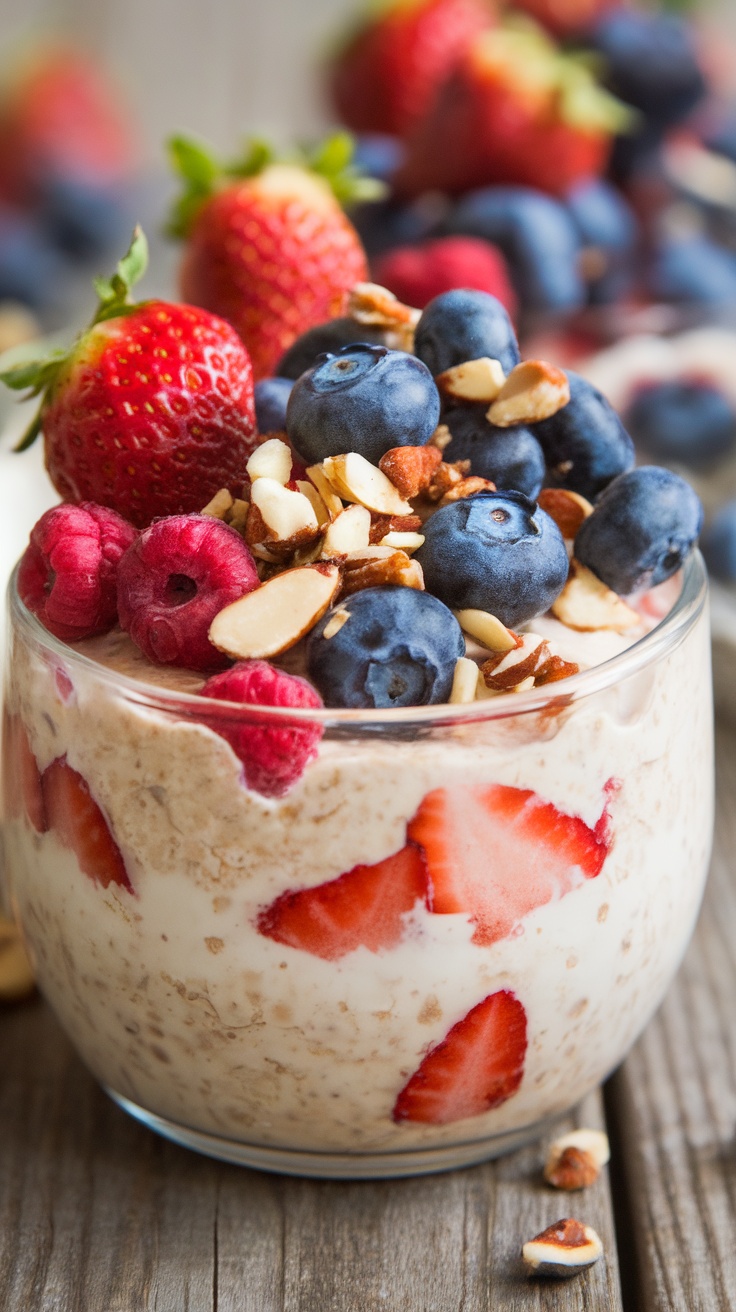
[378,445,443,499]
[306,464,344,520]
[522,1219,603,1277]
[436,356,505,402]
[439,475,496,505]
[544,1129,610,1190]
[246,437,293,485]
[425,459,471,503]
[369,512,423,544]
[250,479,319,542]
[537,488,594,540]
[297,479,330,527]
[449,657,480,705]
[455,609,519,653]
[482,633,549,691]
[378,531,425,552]
[552,560,639,632]
[487,360,570,428]
[227,498,250,535]
[322,453,413,515]
[209,564,340,659]
[201,487,234,519]
[322,607,352,639]
[430,423,453,452]
[321,504,372,557]
[339,551,424,598]
[348,281,420,328]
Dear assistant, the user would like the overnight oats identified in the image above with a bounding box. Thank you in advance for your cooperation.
[0,233,714,1176]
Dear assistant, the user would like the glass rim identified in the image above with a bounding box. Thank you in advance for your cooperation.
[8,552,708,730]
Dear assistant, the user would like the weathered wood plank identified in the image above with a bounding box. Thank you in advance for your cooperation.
[606,724,736,1312]
[0,994,623,1311]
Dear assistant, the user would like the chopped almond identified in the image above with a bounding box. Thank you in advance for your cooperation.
[425,459,471,502]
[369,512,423,544]
[537,488,594,540]
[339,550,424,598]
[439,475,496,505]
[487,359,570,428]
[436,356,505,402]
[378,445,443,499]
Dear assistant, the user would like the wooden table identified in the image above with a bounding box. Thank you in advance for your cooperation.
[1,726,734,1312]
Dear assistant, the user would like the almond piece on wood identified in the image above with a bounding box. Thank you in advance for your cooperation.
[487,360,570,428]
[552,560,639,632]
[522,1219,603,1277]
[209,564,341,659]
[322,453,413,515]
[436,357,505,402]
[246,437,293,485]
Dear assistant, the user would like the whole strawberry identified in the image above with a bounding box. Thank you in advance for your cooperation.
[395,21,632,199]
[170,135,377,380]
[329,0,492,139]
[1,228,258,528]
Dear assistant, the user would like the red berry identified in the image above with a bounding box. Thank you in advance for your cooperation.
[43,756,132,892]
[373,237,517,315]
[17,501,136,642]
[178,164,368,380]
[2,710,47,833]
[200,660,324,797]
[117,515,259,672]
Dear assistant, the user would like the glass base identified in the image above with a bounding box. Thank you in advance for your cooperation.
[105,1086,554,1179]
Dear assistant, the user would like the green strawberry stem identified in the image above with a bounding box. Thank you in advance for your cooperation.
[166,131,386,238]
[1,226,149,452]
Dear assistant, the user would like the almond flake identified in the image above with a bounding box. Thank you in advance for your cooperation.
[250,478,319,542]
[449,657,480,705]
[482,633,549,691]
[306,464,344,520]
[339,551,424,598]
[322,453,413,515]
[454,609,519,653]
[246,437,293,485]
[201,488,234,519]
[425,460,471,502]
[537,488,594,540]
[297,479,331,527]
[430,423,453,452]
[209,564,341,659]
[378,445,442,499]
[369,512,423,544]
[487,359,570,428]
[320,504,371,557]
[552,560,639,632]
[378,531,425,552]
[522,1219,603,1277]
[322,607,352,639]
[439,475,496,505]
[535,653,580,686]
[348,281,420,328]
[436,356,505,402]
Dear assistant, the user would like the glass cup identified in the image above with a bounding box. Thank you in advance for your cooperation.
[2,556,713,1178]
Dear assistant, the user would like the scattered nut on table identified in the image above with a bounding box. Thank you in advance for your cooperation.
[522,1218,603,1277]
[544,1128,611,1190]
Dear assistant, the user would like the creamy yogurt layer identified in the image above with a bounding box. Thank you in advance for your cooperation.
[3,565,713,1160]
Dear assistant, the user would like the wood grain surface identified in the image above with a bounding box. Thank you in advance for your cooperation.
[1,726,734,1311]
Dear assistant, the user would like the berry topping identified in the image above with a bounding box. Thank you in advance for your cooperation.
[200,660,324,798]
[306,586,464,709]
[702,501,736,583]
[43,756,132,892]
[0,228,258,528]
[392,990,528,1125]
[2,712,46,833]
[286,345,440,467]
[254,376,294,435]
[416,492,569,629]
[407,782,614,946]
[625,380,736,472]
[532,371,635,500]
[117,514,259,671]
[256,842,427,958]
[589,9,706,130]
[373,236,517,316]
[18,502,136,642]
[443,407,546,500]
[574,466,703,596]
[275,317,388,380]
[413,289,521,378]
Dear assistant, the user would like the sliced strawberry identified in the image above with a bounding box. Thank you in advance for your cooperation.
[393,989,527,1125]
[408,782,615,946]
[42,756,132,893]
[2,711,46,833]
[256,842,427,960]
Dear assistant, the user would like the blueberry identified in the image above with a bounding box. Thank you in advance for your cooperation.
[574,466,703,595]
[590,10,707,129]
[443,406,545,499]
[40,176,132,260]
[286,345,440,466]
[650,236,736,305]
[254,377,294,434]
[351,134,405,183]
[0,208,65,309]
[306,586,464,709]
[565,179,636,305]
[625,381,736,472]
[416,491,569,629]
[276,319,389,379]
[701,501,736,582]
[532,371,635,499]
[413,288,520,378]
[443,188,584,314]
[348,195,437,260]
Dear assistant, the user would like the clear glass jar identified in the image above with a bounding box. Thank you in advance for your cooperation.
[2,556,713,1178]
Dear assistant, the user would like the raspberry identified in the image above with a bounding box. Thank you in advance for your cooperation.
[200,660,324,797]
[373,237,518,316]
[17,502,136,641]
[117,515,259,671]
